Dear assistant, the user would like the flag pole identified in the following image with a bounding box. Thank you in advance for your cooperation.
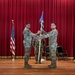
[38,33,41,63]
[12,55,15,62]
[38,26,42,64]
[11,20,15,62]
[38,11,44,63]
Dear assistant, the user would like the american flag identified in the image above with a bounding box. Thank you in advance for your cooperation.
[39,11,44,30]
[10,20,15,57]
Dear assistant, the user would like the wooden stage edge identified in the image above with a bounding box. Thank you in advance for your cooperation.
[0,59,75,75]
[0,56,74,59]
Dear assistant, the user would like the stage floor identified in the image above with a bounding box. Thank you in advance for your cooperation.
[0,59,75,75]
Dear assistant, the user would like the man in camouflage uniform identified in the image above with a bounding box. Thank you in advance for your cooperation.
[41,22,58,68]
[33,31,45,64]
[23,22,38,68]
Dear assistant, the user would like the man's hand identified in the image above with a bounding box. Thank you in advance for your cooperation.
[36,30,41,35]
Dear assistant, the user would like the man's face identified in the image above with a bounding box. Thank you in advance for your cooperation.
[26,24,31,29]
[51,23,56,29]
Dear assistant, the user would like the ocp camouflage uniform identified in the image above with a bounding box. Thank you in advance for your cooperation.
[33,35,45,64]
[23,27,38,68]
[42,29,58,68]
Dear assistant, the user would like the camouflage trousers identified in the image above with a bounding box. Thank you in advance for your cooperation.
[24,47,31,63]
[49,44,57,65]
[34,47,43,62]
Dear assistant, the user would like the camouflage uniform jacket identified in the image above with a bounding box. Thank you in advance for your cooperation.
[43,29,58,46]
[23,27,37,48]
[33,38,45,48]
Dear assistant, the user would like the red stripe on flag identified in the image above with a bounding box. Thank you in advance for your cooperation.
[10,37,15,56]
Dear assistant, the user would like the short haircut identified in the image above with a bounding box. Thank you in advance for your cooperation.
[52,22,56,25]
[26,22,31,25]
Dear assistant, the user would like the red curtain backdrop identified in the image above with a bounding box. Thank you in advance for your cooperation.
[73,4,75,59]
[0,0,75,57]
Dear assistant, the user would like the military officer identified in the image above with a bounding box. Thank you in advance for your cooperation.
[33,30,45,64]
[41,22,58,68]
[23,22,38,68]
